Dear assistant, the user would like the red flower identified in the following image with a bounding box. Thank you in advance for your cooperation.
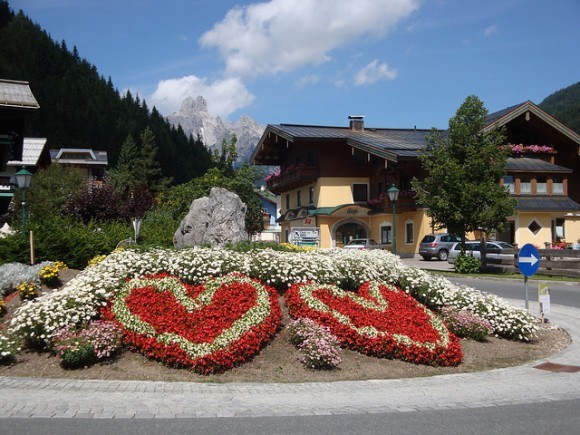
[285,281,462,366]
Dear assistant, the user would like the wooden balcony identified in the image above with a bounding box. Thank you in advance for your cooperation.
[266,165,319,194]
[369,191,419,213]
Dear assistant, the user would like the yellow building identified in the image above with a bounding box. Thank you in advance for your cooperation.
[252,104,580,255]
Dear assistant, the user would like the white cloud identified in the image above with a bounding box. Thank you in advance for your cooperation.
[294,74,320,89]
[150,75,255,117]
[354,60,397,86]
[484,24,498,37]
[200,0,419,79]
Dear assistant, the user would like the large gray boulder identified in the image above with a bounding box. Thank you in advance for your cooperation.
[174,187,248,248]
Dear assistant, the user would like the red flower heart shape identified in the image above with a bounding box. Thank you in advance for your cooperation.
[286,281,462,366]
[106,273,281,374]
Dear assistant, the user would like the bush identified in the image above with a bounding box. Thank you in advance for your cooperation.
[0,216,131,269]
[0,333,21,363]
[0,262,50,298]
[17,280,40,301]
[287,318,342,370]
[440,306,493,341]
[53,320,124,368]
[454,251,481,274]
[39,261,67,287]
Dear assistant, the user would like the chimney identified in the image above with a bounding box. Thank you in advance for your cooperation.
[348,115,365,131]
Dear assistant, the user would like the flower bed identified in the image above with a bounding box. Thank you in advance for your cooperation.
[104,273,281,374]
[286,281,462,366]
[5,248,537,358]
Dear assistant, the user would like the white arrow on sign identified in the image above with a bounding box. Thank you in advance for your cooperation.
[519,253,539,266]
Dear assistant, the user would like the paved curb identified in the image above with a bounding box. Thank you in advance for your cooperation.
[0,301,579,419]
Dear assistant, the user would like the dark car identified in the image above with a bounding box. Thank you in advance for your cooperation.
[419,233,462,261]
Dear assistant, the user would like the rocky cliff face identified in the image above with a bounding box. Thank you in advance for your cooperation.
[167,96,265,163]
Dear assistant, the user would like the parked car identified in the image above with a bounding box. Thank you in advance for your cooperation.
[343,238,381,250]
[419,234,462,261]
[447,241,515,264]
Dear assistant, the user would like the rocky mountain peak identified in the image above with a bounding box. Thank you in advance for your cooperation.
[167,96,265,164]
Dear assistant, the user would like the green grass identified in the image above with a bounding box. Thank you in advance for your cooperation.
[428,269,580,283]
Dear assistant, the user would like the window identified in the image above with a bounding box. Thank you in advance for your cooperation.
[520,176,531,194]
[405,221,414,244]
[297,190,302,207]
[528,220,541,235]
[309,187,314,204]
[381,225,392,244]
[503,175,515,193]
[536,176,547,194]
[553,176,564,194]
[352,183,368,202]
[285,194,290,210]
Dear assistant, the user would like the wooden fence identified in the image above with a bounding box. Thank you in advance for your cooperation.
[483,249,580,278]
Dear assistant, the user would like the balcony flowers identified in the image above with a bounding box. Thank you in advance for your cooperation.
[286,281,463,366]
[508,144,556,155]
[104,272,281,374]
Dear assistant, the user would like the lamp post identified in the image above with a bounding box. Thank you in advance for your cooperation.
[387,184,400,255]
[15,167,33,228]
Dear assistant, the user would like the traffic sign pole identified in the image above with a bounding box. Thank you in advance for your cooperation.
[518,244,540,312]
[524,276,529,310]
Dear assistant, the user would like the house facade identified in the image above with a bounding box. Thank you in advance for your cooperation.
[0,79,40,215]
[251,104,580,254]
[49,148,108,180]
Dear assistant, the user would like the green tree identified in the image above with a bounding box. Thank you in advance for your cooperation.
[211,135,238,176]
[107,134,139,192]
[412,95,516,262]
[135,127,171,192]
[23,164,84,222]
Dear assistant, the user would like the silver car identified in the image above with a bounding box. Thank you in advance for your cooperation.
[419,234,462,261]
[447,241,515,264]
[343,238,381,250]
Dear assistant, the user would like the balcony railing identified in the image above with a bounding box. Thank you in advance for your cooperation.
[266,165,319,194]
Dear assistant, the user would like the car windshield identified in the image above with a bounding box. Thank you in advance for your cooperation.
[421,235,436,243]
[493,242,513,249]
[347,239,365,245]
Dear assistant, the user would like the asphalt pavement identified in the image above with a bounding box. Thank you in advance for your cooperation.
[0,258,578,421]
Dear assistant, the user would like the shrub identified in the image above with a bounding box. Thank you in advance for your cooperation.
[53,320,123,368]
[39,262,67,287]
[0,333,21,363]
[0,299,5,315]
[287,318,342,370]
[454,251,481,274]
[440,306,494,341]
[17,281,40,301]
[0,262,50,298]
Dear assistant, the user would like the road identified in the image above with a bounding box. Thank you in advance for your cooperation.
[2,398,580,434]
[446,276,580,308]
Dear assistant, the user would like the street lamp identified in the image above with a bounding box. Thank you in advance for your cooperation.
[387,184,400,255]
[15,167,33,228]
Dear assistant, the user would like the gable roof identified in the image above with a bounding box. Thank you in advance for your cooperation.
[252,123,432,165]
[0,79,40,110]
[484,100,580,144]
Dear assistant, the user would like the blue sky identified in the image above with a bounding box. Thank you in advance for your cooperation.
[9,0,580,129]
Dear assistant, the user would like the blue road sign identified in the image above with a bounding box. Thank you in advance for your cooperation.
[518,243,540,277]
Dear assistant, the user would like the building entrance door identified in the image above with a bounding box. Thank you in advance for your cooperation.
[335,222,367,247]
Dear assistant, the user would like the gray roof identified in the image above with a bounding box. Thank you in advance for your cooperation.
[267,124,431,160]
[506,157,572,173]
[7,138,47,166]
[516,196,580,212]
[50,148,108,165]
[0,79,40,109]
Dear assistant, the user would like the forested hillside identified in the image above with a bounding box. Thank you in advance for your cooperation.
[540,82,580,133]
[0,1,211,183]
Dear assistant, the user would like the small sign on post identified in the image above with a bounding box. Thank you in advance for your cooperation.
[538,283,551,323]
[518,243,540,311]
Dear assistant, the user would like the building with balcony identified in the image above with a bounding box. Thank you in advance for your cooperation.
[252,103,580,254]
